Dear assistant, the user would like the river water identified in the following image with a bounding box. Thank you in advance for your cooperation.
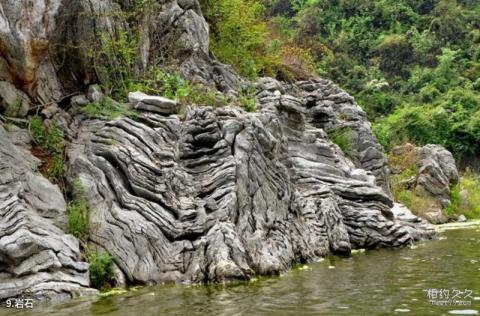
[3,225,480,316]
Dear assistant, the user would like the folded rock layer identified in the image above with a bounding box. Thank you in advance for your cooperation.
[67,78,435,285]
[0,127,96,301]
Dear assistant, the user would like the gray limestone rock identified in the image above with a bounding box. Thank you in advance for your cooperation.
[65,80,435,286]
[415,144,459,207]
[0,125,96,301]
[390,143,459,209]
[0,81,30,117]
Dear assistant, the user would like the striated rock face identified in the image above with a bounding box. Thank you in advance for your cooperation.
[0,0,436,301]
[389,143,459,224]
[65,78,434,285]
[0,126,96,301]
[390,143,459,207]
[256,78,391,195]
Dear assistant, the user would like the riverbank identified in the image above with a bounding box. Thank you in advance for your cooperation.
[3,227,478,316]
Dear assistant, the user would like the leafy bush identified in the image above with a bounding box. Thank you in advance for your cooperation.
[395,189,437,217]
[29,116,44,145]
[376,34,413,77]
[29,116,65,181]
[201,0,269,78]
[330,129,353,158]
[200,0,314,79]
[91,30,139,99]
[446,171,480,219]
[88,251,115,289]
[67,179,90,241]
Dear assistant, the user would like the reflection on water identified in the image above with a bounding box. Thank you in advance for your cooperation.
[3,228,480,316]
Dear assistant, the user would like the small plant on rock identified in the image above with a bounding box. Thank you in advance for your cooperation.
[67,179,91,242]
[330,128,353,158]
[87,250,115,289]
[81,98,137,121]
[28,116,65,182]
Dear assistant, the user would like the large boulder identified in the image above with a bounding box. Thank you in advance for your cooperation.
[415,144,459,206]
[390,143,458,205]
[65,79,434,285]
[0,125,96,301]
[389,143,459,223]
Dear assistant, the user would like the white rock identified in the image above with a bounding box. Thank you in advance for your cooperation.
[128,91,179,114]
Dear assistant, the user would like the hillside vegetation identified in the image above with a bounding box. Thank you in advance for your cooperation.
[200,0,480,162]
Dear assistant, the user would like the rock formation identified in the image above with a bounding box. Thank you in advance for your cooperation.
[65,77,434,285]
[0,0,435,302]
[0,126,96,301]
[0,0,241,112]
[389,143,459,223]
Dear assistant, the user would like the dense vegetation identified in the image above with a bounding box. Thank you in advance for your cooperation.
[201,0,480,162]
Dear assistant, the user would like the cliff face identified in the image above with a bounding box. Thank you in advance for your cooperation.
[0,0,434,301]
[66,77,433,285]
[0,0,240,109]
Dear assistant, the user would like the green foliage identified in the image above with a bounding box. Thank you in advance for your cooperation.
[330,129,353,158]
[376,34,413,77]
[43,122,65,154]
[374,86,480,158]
[180,84,229,108]
[446,171,480,219]
[81,98,137,121]
[29,116,65,181]
[261,0,480,159]
[29,116,44,145]
[92,30,139,99]
[67,179,90,241]
[238,87,257,112]
[200,0,314,79]
[88,251,115,289]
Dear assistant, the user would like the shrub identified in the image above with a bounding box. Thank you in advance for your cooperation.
[88,251,115,289]
[180,84,229,108]
[29,116,44,145]
[67,179,90,241]
[91,30,139,99]
[376,34,414,77]
[395,189,438,217]
[330,129,353,158]
[446,171,480,219]
[238,87,257,112]
[28,116,65,181]
[201,0,268,78]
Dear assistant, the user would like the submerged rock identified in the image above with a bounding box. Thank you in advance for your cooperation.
[65,78,435,286]
[0,126,96,301]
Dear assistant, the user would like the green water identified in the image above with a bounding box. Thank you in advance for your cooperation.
[3,227,480,316]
